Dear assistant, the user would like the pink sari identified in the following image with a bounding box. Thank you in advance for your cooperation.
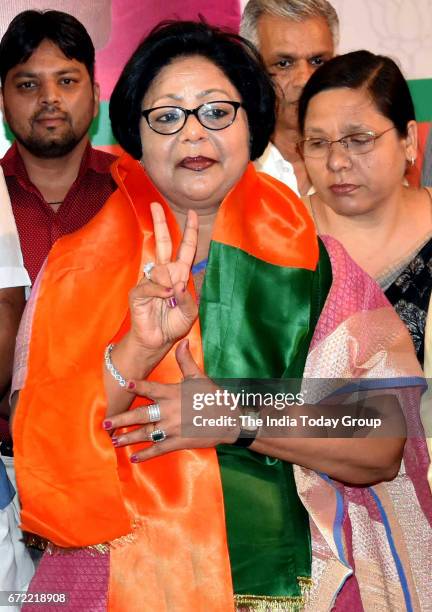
[297,237,432,611]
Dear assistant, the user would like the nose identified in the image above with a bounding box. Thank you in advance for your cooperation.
[180,113,207,142]
[291,60,316,90]
[326,141,352,172]
[38,80,60,106]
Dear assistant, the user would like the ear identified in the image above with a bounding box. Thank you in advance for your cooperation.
[92,82,100,119]
[405,120,418,163]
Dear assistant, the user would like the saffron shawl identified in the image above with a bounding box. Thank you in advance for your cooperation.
[15,155,318,611]
[14,154,431,611]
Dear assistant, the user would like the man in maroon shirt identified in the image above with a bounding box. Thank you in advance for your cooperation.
[0,10,116,284]
[0,11,116,471]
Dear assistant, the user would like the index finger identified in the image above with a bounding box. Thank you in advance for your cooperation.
[176,209,198,269]
[127,379,170,399]
[150,202,172,265]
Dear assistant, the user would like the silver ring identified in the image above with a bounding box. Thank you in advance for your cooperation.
[143,261,155,281]
[150,429,167,443]
[147,403,160,423]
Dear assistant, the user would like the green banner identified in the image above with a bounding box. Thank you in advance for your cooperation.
[89,100,116,145]
[408,79,432,123]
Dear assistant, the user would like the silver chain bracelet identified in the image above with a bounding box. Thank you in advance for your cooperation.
[104,343,127,388]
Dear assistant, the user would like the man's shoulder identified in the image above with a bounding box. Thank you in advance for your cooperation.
[254,143,299,196]
[0,143,19,175]
[87,146,117,174]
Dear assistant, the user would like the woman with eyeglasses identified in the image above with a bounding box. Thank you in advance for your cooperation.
[298,50,432,367]
[13,25,430,611]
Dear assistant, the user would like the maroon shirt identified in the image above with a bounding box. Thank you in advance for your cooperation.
[1,142,116,284]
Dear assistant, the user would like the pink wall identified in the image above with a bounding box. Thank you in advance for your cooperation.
[96,0,241,100]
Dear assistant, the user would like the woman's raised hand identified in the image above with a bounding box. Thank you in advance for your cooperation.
[129,202,199,351]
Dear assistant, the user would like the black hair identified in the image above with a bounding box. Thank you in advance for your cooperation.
[109,20,276,160]
[298,50,415,137]
[0,10,95,85]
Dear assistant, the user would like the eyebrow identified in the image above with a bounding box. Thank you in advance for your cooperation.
[151,88,233,106]
[305,123,371,136]
[344,123,371,132]
[197,88,232,98]
[12,67,82,79]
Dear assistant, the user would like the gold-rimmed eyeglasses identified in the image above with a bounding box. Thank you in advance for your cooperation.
[297,126,397,159]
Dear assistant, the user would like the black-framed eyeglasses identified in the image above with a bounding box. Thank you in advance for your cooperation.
[141,101,243,135]
[297,126,397,159]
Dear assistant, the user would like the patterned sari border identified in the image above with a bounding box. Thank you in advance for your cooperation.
[368,488,413,612]
[329,376,426,397]
[318,473,349,568]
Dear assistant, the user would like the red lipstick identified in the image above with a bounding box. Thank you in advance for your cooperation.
[329,184,358,195]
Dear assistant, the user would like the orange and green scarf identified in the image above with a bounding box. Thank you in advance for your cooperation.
[14,153,330,610]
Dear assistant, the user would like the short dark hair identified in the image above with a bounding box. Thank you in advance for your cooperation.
[298,50,415,137]
[0,10,95,85]
[110,20,276,160]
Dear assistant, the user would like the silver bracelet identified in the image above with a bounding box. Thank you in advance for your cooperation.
[104,343,127,388]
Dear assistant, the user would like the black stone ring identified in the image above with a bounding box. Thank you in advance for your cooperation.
[150,429,167,443]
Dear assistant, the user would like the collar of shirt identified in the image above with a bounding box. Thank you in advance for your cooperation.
[0,457,15,510]
[1,140,113,198]
[254,142,300,196]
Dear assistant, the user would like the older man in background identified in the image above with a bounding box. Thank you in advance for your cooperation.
[241,0,338,195]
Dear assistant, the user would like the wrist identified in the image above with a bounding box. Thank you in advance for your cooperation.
[107,333,169,384]
[123,331,171,364]
[224,421,241,445]
[231,408,260,448]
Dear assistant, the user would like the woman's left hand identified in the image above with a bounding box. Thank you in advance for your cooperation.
[103,340,239,460]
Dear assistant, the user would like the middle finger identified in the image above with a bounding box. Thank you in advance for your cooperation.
[177,209,198,272]
[113,423,156,447]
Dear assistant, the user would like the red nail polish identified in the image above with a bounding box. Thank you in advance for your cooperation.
[112,437,119,446]
[127,381,136,390]
[167,296,177,308]
[103,420,112,429]
[131,455,139,463]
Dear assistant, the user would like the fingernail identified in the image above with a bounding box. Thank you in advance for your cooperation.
[165,287,172,293]
[130,455,139,463]
[103,420,112,430]
[167,296,177,308]
[112,437,119,446]
[127,381,136,390]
